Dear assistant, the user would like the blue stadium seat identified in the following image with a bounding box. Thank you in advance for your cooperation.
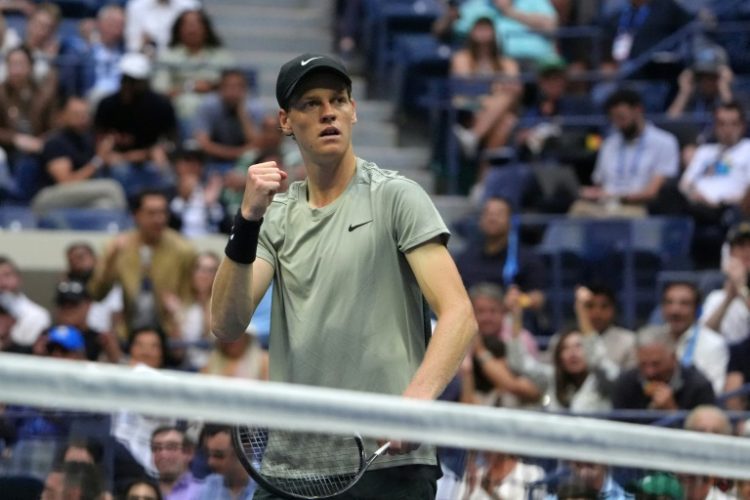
[38,208,133,232]
[0,205,37,230]
[538,217,694,331]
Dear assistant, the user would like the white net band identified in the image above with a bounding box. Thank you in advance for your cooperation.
[1,352,748,480]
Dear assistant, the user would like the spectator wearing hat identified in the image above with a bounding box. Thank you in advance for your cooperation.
[700,220,750,345]
[0,255,51,347]
[45,325,87,360]
[667,47,737,119]
[51,280,121,363]
[94,52,178,197]
[634,472,683,500]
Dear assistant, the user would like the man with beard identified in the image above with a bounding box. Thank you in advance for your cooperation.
[571,88,679,217]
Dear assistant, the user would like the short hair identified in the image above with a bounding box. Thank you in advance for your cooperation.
[482,196,513,214]
[468,282,504,302]
[661,280,701,309]
[220,67,247,83]
[604,88,643,112]
[131,188,168,213]
[636,325,675,352]
[715,100,747,124]
[151,425,194,450]
[200,424,233,448]
[97,4,123,21]
[65,242,95,258]
[586,283,618,308]
[684,405,732,435]
[0,255,18,273]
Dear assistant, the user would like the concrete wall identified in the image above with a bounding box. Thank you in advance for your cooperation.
[0,230,226,311]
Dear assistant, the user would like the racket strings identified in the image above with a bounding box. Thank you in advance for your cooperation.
[238,426,364,497]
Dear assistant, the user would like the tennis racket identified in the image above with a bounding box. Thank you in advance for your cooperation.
[232,424,391,499]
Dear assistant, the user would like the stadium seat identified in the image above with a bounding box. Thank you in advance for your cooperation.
[0,475,44,499]
[538,217,694,331]
[38,208,133,232]
[0,205,37,230]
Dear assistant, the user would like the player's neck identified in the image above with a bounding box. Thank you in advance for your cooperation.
[305,151,357,208]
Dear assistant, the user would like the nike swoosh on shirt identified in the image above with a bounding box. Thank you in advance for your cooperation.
[348,221,372,232]
[300,57,323,66]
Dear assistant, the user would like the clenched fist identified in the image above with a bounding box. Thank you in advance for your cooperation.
[241,161,288,221]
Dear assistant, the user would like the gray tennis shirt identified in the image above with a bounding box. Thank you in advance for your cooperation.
[256,158,449,469]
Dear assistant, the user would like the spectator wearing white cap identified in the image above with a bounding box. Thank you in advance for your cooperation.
[94,52,178,196]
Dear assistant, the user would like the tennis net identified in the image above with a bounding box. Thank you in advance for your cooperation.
[0,352,749,499]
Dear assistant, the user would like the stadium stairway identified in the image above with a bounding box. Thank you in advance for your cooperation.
[204,0,475,242]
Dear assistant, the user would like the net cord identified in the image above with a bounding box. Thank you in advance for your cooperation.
[0,353,749,479]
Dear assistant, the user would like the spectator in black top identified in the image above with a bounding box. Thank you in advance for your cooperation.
[723,335,750,411]
[193,68,262,170]
[47,280,121,363]
[30,96,126,216]
[612,325,715,412]
[454,196,546,314]
[94,52,177,197]
[602,0,691,78]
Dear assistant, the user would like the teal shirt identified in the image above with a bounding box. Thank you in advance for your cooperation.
[454,0,557,62]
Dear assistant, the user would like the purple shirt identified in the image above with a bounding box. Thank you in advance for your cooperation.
[165,472,204,500]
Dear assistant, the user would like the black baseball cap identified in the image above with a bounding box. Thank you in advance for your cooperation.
[55,280,89,305]
[275,53,352,110]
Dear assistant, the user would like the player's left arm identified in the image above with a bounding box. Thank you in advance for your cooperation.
[403,238,477,401]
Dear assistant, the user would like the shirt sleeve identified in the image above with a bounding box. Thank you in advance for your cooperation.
[387,178,450,252]
[680,146,708,189]
[655,131,680,177]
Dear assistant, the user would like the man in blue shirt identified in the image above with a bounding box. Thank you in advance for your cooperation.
[196,425,255,500]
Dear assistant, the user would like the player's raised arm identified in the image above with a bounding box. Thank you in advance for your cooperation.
[210,161,286,341]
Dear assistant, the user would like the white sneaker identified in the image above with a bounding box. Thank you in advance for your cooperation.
[452,124,479,157]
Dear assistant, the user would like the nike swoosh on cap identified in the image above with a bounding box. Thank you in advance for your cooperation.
[300,57,323,66]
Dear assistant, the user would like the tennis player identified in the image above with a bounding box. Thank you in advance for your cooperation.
[211,53,477,499]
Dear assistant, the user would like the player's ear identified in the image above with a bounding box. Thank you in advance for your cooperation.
[279,109,293,136]
[350,97,357,124]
